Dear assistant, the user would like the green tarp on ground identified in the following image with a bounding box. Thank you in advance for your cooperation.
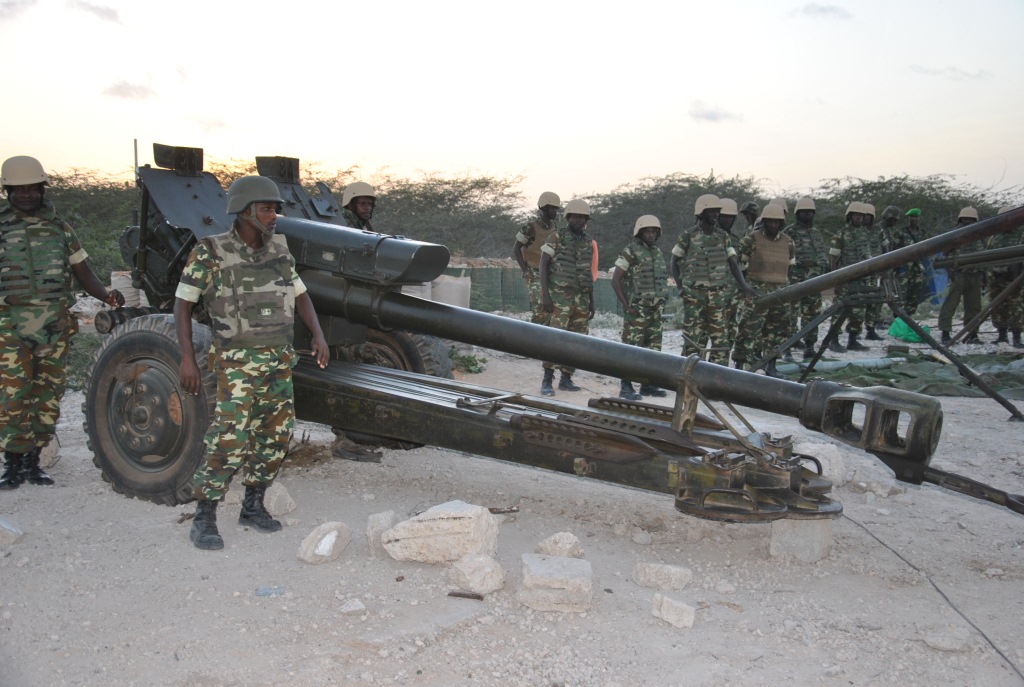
[791,353,1024,398]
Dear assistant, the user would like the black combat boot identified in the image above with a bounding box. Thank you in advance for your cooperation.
[940,330,951,345]
[827,336,846,353]
[1013,331,1023,349]
[239,485,283,532]
[190,500,224,550]
[764,359,784,379]
[541,368,555,396]
[782,348,795,362]
[0,452,24,490]
[20,447,54,486]
[558,372,581,391]
[865,326,882,341]
[803,344,816,361]
[619,380,643,401]
[963,331,982,344]
[993,329,1009,344]
[638,383,667,398]
[733,359,745,370]
[846,333,868,351]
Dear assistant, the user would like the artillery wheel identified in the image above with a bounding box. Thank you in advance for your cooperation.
[364,328,453,379]
[84,314,214,506]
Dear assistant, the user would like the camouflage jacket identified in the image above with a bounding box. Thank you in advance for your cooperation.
[614,239,669,304]
[671,227,736,288]
[340,207,374,232]
[784,222,829,279]
[516,217,558,270]
[176,225,307,352]
[882,223,925,274]
[829,224,873,268]
[541,228,594,292]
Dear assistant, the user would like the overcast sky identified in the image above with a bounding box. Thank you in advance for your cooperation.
[1,0,1021,207]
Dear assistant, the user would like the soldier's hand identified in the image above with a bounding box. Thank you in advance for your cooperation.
[542,295,554,313]
[626,306,640,317]
[310,335,330,369]
[180,357,201,396]
[106,289,125,308]
[742,287,759,300]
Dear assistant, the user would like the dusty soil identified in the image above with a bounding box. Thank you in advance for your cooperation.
[2,318,1023,687]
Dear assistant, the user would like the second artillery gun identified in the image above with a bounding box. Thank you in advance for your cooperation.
[82,144,1020,523]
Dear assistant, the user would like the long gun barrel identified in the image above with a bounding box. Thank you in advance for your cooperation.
[756,206,1024,309]
[932,243,1024,271]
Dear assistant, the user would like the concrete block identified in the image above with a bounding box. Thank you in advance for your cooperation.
[652,593,695,628]
[366,510,399,558]
[769,517,833,563]
[535,531,584,558]
[449,553,506,595]
[632,562,693,590]
[383,500,498,564]
[517,553,592,612]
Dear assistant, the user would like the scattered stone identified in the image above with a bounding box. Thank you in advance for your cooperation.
[535,532,584,558]
[652,593,695,628]
[632,562,693,590]
[265,483,297,516]
[0,518,23,545]
[984,568,1004,578]
[630,528,653,545]
[449,553,505,595]
[518,554,593,612]
[338,599,366,615]
[39,442,59,469]
[366,511,399,558]
[769,518,833,563]
[382,501,498,564]
[716,579,736,594]
[923,626,970,651]
[297,522,352,564]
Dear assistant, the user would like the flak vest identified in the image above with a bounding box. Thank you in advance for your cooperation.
[203,231,295,350]
[549,229,594,291]
[624,243,668,302]
[676,230,730,287]
[0,205,73,306]
[746,231,790,284]
[522,219,556,269]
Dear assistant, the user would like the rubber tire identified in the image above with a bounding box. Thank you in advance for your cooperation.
[84,314,214,506]
[364,329,453,379]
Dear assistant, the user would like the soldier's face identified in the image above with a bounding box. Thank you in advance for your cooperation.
[566,213,588,232]
[541,205,559,222]
[699,209,720,231]
[764,218,783,237]
[796,209,815,225]
[353,197,375,222]
[909,217,919,228]
[639,227,659,245]
[848,212,864,228]
[6,183,44,213]
[718,214,736,232]
[247,202,279,233]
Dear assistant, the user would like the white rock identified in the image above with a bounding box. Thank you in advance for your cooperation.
[535,532,584,558]
[221,482,294,515]
[382,501,498,564]
[366,511,399,558]
[448,553,506,594]
[632,562,693,590]
[923,626,970,651]
[769,518,833,563]
[339,599,366,615]
[0,517,24,545]
[39,442,60,469]
[517,554,592,612]
[297,522,352,564]
[652,593,695,628]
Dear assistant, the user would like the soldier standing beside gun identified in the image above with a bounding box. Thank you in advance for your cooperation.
[884,208,926,316]
[513,192,560,326]
[0,155,125,490]
[732,204,795,377]
[539,198,594,396]
[938,207,984,345]
[670,194,755,365]
[340,181,376,231]
[785,197,829,360]
[717,198,745,342]
[174,176,329,550]
[828,202,873,352]
[611,215,670,400]
[985,206,1024,347]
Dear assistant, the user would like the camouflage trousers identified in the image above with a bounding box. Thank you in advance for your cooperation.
[989,270,1024,331]
[543,284,591,374]
[733,281,792,364]
[622,298,665,351]
[793,292,824,347]
[723,285,743,345]
[938,271,983,334]
[0,310,72,453]
[680,284,732,364]
[833,280,873,335]
[897,267,925,316]
[523,269,551,327]
[194,348,296,501]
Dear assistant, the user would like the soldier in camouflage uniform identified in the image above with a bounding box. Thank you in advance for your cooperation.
[733,204,795,377]
[670,194,755,365]
[785,197,830,359]
[0,156,125,490]
[828,202,873,352]
[986,206,1024,347]
[611,215,670,400]
[340,181,376,231]
[738,201,760,236]
[539,199,595,396]
[174,176,329,550]
[938,207,985,344]
[513,192,560,326]
[717,198,746,344]
[884,208,926,316]
[861,203,887,340]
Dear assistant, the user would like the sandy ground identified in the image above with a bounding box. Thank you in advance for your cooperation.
[1,318,1023,687]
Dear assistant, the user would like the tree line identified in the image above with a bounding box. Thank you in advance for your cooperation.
[45,163,1023,282]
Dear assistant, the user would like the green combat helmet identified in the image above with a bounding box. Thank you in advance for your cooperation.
[226,175,284,215]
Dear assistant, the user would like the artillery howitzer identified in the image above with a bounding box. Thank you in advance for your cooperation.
[82,145,1022,522]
